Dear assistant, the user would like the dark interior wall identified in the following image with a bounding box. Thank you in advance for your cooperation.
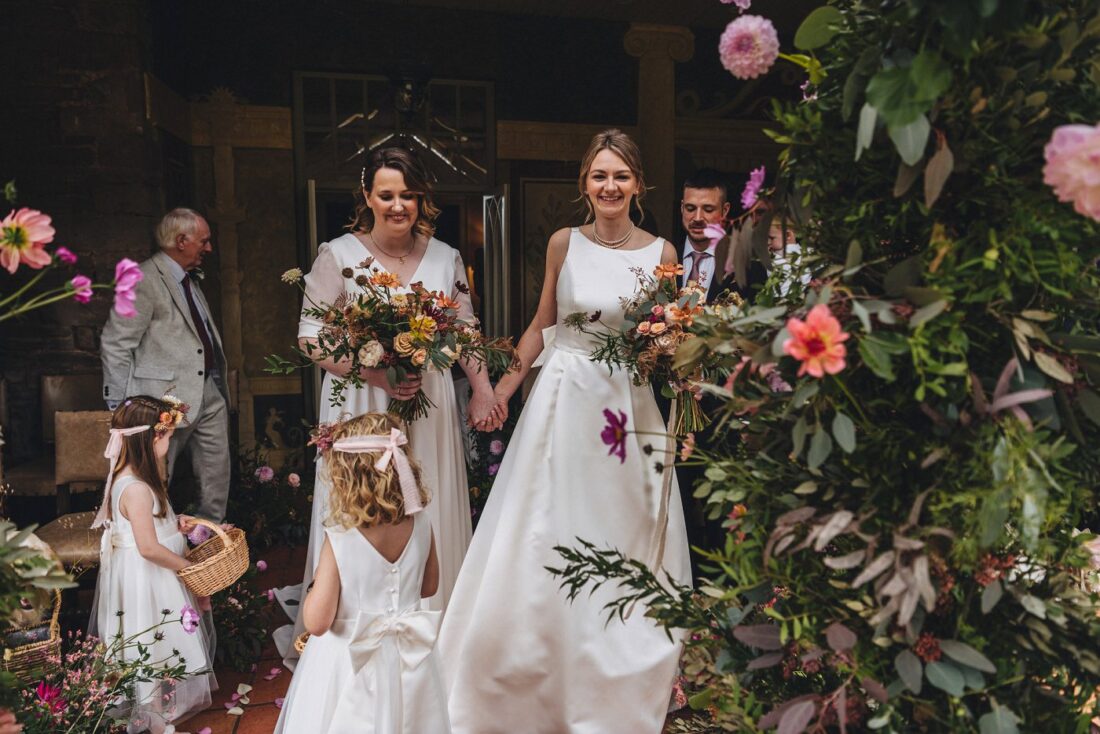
[1,0,165,460]
[149,0,639,126]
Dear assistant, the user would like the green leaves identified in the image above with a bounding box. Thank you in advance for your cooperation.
[832,412,857,453]
[939,639,997,673]
[889,115,931,166]
[979,701,1021,734]
[895,649,923,693]
[794,6,844,50]
[808,425,833,469]
[925,660,965,697]
[862,51,950,162]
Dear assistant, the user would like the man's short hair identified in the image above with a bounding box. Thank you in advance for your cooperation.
[155,208,203,251]
[682,168,729,202]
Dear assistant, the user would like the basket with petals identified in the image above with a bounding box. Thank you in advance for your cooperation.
[2,589,61,683]
[177,519,249,596]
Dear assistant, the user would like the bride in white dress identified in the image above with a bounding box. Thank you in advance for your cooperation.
[274,146,496,666]
[441,130,692,733]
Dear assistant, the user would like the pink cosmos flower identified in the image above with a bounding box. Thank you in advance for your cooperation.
[265,588,275,602]
[783,304,850,378]
[287,472,301,488]
[55,246,77,265]
[721,0,752,9]
[704,223,727,246]
[113,258,143,318]
[0,208,55,273]
[180,604,200,634]
[256,560,268,572]
[741,166,766,210]
[488,463,500,476]
[489,439,505,456]
[36,680,64,712]
[255,465,275,482]
[70,275,93,304]
[1043,123,1100,221]
[719,15,779,80]
[601,408,629,464]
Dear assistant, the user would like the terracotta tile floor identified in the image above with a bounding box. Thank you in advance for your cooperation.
[173,544,689,733]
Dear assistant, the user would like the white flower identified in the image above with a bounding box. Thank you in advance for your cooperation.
[357,340,385,368]
[281,268,304,284]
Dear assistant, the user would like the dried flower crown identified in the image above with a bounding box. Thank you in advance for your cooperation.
[155,394,189,434]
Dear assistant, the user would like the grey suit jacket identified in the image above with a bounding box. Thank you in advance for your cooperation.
[100,251,228,412]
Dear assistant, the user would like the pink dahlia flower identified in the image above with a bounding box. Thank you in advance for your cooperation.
[113,258,143,318]
[783,304,850,378]
[70,275,93,304]
[741,165,766,209]
[719,15,779,80]
[1043,123,1100,221]
[255,465,275,482]
[0,208,55,273]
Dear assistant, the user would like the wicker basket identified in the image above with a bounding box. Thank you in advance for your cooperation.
[177,519,248,596]
[2,589,61,683]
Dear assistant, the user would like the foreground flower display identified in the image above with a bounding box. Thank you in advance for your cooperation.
[554,1,1100,732]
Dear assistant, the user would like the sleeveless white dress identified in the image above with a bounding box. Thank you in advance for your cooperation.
[437,229,691,733]
[90,474,217,734]
[274,516,451,734]
[275,234,474,666]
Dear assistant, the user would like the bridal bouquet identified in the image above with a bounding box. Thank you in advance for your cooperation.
[566,262,713,435]
[268,259,515,421]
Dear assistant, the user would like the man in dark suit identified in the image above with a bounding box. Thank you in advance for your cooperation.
[656,170,737,578]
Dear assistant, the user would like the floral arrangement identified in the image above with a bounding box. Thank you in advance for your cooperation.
[0,183,143,322]
[566,260,726,435]
[223,448,309,550]
[209,562,272,673]
[15,612,195,733]
[554,1,1100,732]
[268,262,516,421]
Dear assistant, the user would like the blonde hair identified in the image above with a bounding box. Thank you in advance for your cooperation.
[323,413,430,529]
[348,146,439,239]
[155,208,204,251]
[577,129,648,222]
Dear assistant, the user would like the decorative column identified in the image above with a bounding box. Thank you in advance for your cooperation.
[624,24,694,238]
[202,90,249,437]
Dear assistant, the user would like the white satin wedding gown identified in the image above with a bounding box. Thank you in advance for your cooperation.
[274,233,473,667]
[437,228,691,733]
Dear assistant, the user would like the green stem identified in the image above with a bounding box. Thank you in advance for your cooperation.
[830,374,870,427]
[0,267,52,308]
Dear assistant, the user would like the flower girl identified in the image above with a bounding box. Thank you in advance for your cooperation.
[89,396,217,734]
[275,412,450,734]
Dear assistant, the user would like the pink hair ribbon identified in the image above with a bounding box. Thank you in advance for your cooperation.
[331,428,424,515]
[90,425,151,529]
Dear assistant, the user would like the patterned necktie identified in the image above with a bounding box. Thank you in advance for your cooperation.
[181,276,214,372]
[687,251,712,287]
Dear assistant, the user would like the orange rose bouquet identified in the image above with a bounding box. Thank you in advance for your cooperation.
[268,258,515,422]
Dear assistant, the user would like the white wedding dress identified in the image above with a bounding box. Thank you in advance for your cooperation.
[274,233,473,668]
[437,228,691,734]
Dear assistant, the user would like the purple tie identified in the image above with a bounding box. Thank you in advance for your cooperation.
[687,251,711,287]
[181,276,215,372]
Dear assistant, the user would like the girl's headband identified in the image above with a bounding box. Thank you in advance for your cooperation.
[331,428,424,515]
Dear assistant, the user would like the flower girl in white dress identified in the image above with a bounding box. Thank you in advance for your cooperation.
[89,396,217,734]
[275,412,450,734]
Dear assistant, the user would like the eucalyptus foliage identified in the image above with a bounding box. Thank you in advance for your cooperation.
[553,1,1100,731]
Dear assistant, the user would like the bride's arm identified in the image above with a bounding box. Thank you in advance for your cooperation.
[449,249,497,422]
[491,227,571,405]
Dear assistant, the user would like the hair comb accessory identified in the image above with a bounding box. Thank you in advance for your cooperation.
[331,428,424,515]
[155,394,190,434]
[90,424,152,529]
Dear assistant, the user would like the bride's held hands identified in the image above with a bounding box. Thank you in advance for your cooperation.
[467,388,498,430]
[361,367,422,401]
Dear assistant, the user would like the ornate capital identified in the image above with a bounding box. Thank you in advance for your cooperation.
[624,24,694,64]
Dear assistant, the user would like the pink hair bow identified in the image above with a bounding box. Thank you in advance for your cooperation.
[332,429,424,514]
[91,425,151,529]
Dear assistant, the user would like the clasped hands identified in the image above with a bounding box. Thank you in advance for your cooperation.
[466,388,508,432]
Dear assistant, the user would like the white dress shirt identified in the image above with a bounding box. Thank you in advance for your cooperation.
[681,238,718,289]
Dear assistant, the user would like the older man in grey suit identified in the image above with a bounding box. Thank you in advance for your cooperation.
[100,208,231,521]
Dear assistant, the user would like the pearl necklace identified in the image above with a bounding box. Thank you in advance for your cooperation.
[591,221,635,249]
[368,230,415,264]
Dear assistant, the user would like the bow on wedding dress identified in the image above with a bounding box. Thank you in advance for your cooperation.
[328,608,442,731]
